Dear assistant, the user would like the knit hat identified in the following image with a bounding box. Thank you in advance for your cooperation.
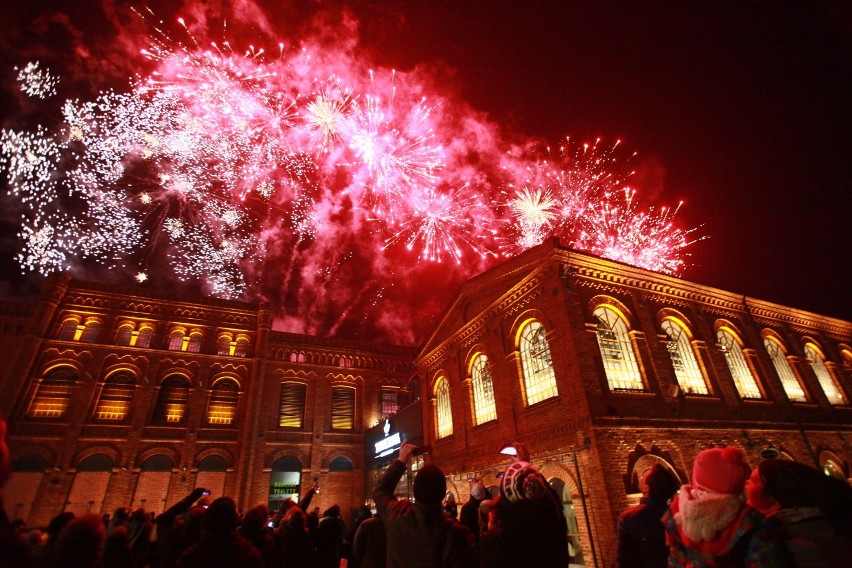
[691,447,751,495]
[413,464,447,504]
[500,461,549,502]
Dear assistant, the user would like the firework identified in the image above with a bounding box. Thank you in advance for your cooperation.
[15,61,58,99]
[0,7,702,342]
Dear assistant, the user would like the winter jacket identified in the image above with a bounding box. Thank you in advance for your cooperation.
[373,459,476,568]
[769,506,852,568]
[616,496,670,568]
[663,485,788,567]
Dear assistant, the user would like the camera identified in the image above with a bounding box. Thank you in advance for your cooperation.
[412,445,432,456]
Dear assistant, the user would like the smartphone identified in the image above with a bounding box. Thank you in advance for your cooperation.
[202,491,210,496]
[499,445,517,456]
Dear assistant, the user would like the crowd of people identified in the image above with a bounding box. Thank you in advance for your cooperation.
[3,408,852,568]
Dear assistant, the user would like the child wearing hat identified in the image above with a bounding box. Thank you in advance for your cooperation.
[662,446,788,566]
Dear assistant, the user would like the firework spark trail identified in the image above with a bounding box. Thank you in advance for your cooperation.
[0,6,702,341]
[15,61,58,99]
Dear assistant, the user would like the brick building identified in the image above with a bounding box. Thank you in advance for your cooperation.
[2,238,851,566]
[0,274,416,527]
[413,238,852,566]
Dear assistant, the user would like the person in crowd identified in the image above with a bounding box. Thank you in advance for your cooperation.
[175,497,263,567]
[239,504,279,567]
[154,489,208,568]
[373,441,476,568]
[278,505,316,568]
[103,523,133,568]
[0,413,32,567]
[55,513,107,568]
[443,493,458,519]
[269,483,319,529]
[663,446,787,566]
[616,464,681,568]
[345,505,373,568]
[746,458,852,567]
[459,478,488,540]
[352,512,386,568]
[126,508,152,568]
[479,443,569,568]
[32,512,76,567]
[316,504,346,568]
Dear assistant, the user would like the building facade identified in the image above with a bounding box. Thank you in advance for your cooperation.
[0,274,416,527]
[2,239,851,565]
[414,238,852,566]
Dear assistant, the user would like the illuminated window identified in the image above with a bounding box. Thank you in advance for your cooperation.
[661,319,708,394]
[471,353,497,425]
[206,379,239,425]
[379,387,400,418]
[152,376,190,424]
[186,333,202,353]
[27,367,77,419]
[764,337,807,402]
[717,328,762,399]
[217,336,231,356]
[234,338,249,357]
[804,344,847,405]
[842,348,852,369]
[136,327,153,348]
[594,307,643,390]
[435,377,453,439]
[279,382,306,428]
[57,319,78,340]
[331,386,355,430]
[167,331,184,351]
[518,320,559,404]
[80,321,100,343]
[94,373,135,421]
[115,326,133,346]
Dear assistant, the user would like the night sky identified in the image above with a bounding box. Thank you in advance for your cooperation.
[0,1,850,343]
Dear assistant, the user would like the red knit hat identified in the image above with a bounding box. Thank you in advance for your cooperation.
[692,446,751,495]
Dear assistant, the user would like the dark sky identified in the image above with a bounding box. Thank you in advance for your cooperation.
[349,1,852,321]
[1,1,850,328]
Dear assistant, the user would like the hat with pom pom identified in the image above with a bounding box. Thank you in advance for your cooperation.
[692,446,751,495]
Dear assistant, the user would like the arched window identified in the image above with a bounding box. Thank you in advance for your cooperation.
[594,306,643,390]
[470,353,497,425]
[763,337,807,402]
[661,318,708,394]
[152,376,190,424]
[198,455,228,472]
[115,325,133,346]
[331,386,355,430]
[804,343,847,405]
[329,456,354,472]
[234,338,249,357]
[80,321,100,343]
[717,328,762,399]
[206,379,239,425]
[518,320,559,404]
[435,377,453,439]
[136,327,153,348]
[57,319,78,340]
[279,382,307,428]
[27,367,77,419]
[216,336,232,356]
[94,372,136,421]
[167,331,184,351]
[186,333,202,353]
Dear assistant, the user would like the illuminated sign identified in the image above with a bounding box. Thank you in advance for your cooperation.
[374,420,402,458]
